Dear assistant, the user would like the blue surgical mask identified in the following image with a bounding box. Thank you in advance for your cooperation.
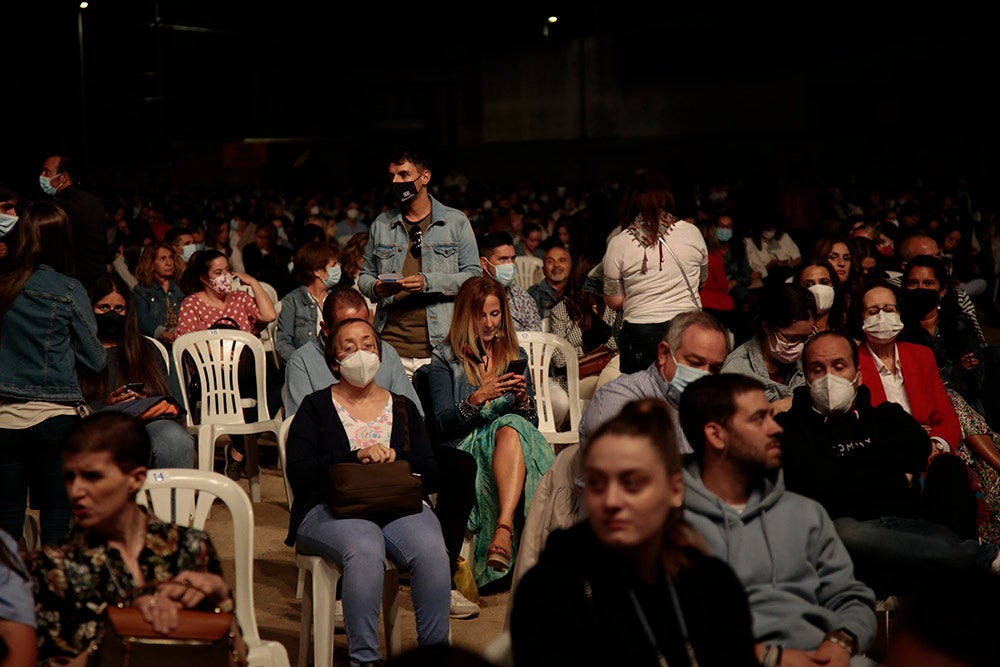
[194,242,205,251]
[181,244,198,262]
[492,262,516,288]
[667,351,710,403]
[39,175,58,196]
[716,227,733,243]
[229,219,239,230]
[0,212,17,237]
[324,265,342,288]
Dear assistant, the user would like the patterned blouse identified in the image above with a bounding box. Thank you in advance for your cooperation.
[26,513,223,663]
[176,290,262,336]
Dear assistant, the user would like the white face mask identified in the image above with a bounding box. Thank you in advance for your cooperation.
[808,372,859,415]
[338,349,380,388]
[767,330,804,364]
[862,311,903,342]
[0,212,17,237]
[808,284,836,314]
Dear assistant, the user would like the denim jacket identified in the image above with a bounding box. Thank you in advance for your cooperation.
[0,266,106,402]
[133,281,185,339]
[358,195,482,346]
[275,285,320,363]
[427,342,537,446]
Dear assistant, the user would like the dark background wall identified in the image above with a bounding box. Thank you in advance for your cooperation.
[7,2,997,198]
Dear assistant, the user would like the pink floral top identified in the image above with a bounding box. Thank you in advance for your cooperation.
[176,290,262,336]
[331,393,393,451]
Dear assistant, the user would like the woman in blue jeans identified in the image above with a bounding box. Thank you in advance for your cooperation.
[79,274,194,469]
[0,202,107,544]
[285,318,449,667]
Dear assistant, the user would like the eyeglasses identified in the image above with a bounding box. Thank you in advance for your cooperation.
[408,224,422,259]
[775,328,811,346]
[95,304,127,314]
[863,304,898,317]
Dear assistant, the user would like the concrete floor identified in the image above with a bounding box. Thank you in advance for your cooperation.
[204,443,510,667]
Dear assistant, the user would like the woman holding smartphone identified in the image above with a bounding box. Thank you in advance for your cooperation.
[427,276,554,588]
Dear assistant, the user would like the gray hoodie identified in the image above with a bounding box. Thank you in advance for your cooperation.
[682,459,876,654]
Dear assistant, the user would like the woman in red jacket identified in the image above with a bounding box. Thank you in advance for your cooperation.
[853,280,962,453]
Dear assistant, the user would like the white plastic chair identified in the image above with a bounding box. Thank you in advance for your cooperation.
[172,330,282,503]
[137,469,291,667]
[234,280,282,369]
[144,335,171,370]
[514,255,543,291]
[516,331,582,449]
[274,416,401,667]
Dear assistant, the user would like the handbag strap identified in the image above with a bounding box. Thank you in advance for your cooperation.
[658,235,701,309]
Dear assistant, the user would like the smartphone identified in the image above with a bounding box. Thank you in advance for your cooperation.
[126,382,145,393]
[505,359,528,376]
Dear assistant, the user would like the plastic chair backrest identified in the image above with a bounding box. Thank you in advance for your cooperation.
[144,335,171,371]
[514,255,543,290]
[172,329,271,428]
[276,416,295,511]
[516,331,581,443]
[137,469,263,647]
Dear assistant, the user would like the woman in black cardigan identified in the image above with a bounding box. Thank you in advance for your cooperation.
[285,318,449,667]
[511,399,758,667]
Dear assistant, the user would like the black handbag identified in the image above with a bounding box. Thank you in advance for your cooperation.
[324,396,424,524]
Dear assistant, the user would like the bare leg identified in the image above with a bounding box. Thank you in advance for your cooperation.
[488,426,526,569]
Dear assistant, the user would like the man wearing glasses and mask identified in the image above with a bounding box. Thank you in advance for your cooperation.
[358,145,481,377]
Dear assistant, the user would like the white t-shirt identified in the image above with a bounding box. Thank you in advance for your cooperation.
[744,233,801,278]
[603,219,708,324]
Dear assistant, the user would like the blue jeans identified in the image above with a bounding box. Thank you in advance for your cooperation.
[146,420,195,469]
[0,415,77,544]
[834,516,999,594]
[296,503,451,666]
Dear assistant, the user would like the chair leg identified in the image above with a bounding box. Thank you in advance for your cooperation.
[312,561,339,667]
[245,433,261,503]
[383,568,401,659]
[297,567,313,667]
[296,568,306,600]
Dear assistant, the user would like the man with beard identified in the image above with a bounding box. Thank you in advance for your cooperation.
[528,245,571,319]
[680,373,877,666]
[357,145,481,377]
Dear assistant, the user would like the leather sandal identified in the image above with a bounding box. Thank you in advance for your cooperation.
[486,523,514,572]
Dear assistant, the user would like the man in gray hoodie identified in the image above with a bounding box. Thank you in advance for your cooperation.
[679,373,876,666]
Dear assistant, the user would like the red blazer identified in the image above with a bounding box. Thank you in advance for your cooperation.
[858,341,962,450]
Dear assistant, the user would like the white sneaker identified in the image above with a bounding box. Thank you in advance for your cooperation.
[450,589,480,619]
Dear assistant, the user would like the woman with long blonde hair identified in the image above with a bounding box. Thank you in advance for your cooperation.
[427,276,554,589]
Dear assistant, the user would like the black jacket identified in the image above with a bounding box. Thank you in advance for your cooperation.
[511,522,758,667]
[776,384,930,521]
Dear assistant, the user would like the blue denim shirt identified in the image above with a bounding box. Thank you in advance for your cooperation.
[133,281,185,339]
[0,266,106,402]
[358,196,482,346]
[275,285,321,363]
[282,338,422,417]
[427,342,537,446]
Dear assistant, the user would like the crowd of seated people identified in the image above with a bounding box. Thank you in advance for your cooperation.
[7,150,1000,666]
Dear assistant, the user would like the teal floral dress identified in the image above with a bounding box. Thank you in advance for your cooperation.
[428,343,556,588]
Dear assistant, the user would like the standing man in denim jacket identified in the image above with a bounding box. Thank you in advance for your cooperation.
[358,145,482,378]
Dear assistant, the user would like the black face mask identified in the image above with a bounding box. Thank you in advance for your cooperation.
[96,311,126,340]
[901,288,941,318]
[391,177,421,208]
